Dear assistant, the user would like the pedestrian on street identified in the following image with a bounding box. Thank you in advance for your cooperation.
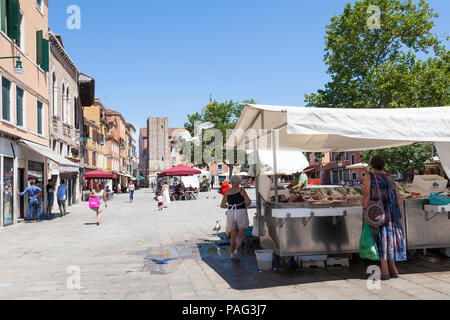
[17,180,42,222]
[90,183,107,226]
[363,155,407,280]
[211,176,215,190]
[128,180,135,203]
[156,192,164,211]
[46,179,55,218]
[57,180,68,217]
[117,183,122,194]
[220,175,252,260]
[162,180,171,208]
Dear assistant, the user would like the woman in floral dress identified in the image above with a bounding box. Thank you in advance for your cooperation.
[363,155,407,280]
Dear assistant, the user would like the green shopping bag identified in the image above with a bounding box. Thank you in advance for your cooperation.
[359,222,380,261]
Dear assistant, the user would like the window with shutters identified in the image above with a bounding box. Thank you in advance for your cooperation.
[37,100,43,134]
[16,86,24,126]
[84,149,89,165]
[18,9,23,49]
[35,30,49,72]
[2,77,11,121]
[2,0,21,45]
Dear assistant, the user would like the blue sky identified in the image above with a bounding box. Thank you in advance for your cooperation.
[49,0,450,131]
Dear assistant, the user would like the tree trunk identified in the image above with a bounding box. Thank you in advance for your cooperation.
[227,163,234,179]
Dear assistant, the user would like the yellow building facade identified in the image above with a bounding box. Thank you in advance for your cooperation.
[82,99,108,171]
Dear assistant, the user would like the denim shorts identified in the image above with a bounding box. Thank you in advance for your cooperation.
[48,193,54,206]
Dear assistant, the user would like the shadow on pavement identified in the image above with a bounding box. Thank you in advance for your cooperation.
[196,239,450,290]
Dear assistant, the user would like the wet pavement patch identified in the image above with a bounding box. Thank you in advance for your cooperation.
[138,240,259,274]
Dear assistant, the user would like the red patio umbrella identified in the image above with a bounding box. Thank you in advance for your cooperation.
[83,170,117,179]
[159,165,201,177]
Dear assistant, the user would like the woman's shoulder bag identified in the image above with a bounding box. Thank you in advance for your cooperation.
[364,173,386,227]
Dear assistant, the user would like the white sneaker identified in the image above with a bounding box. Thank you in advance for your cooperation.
[231,250,240,260]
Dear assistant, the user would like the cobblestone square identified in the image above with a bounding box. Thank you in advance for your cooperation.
[0,189,449,300]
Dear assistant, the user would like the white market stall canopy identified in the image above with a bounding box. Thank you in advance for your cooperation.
[226,104,450,177]
[248,149,310,176]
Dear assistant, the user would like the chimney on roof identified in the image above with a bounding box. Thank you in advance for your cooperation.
[55,34,64,48]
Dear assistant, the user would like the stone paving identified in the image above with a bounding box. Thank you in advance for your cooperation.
[0,189,449,300]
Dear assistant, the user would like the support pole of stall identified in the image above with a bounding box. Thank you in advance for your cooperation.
[253,140,261,218]
[272,130,279,208]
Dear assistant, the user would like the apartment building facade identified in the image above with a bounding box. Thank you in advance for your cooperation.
[0,0,52,227]
[126,123,137,176]
[105,108,130,187]
[305,152,365,185]
[106,120,120,175]
[82,99,108,174]
[48,31,82,205]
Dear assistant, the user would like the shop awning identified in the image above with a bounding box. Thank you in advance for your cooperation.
[346,163,369,169]
[20,140,79,173]
[135,175,145,181]
[226,104,450,178]
[159,165,201,177]
[83,170,117,179]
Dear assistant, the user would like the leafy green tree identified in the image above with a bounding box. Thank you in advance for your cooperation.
[306,0,449,109]
[181,99,256,178]
[305,0,449,173]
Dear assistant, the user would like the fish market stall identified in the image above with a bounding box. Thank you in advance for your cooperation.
[226,104,450,258]
[399,177,450,251]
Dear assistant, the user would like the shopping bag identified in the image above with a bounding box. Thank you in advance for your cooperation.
[359,222,380,261]
[89,197,100,209]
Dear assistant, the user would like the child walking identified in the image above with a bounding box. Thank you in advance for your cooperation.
[157,192,164,211]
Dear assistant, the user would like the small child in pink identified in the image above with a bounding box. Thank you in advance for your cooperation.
[157,193,164,211]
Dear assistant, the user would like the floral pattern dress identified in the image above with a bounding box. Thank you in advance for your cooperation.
[369,172,407,262]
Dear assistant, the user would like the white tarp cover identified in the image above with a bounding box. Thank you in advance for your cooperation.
[248,149,310,176]
[20,140,79,170]
[436,143,450,178]
[181,176,200,189]
[227,104,450,178]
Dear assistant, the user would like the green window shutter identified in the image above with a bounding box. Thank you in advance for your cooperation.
[7,0,20,43]
[16,87,23,126]
[1,0,6,32]
[2,77,11,121]
[36,30,43,66]
[41,38,49,72]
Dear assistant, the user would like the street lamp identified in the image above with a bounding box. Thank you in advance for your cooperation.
[0,56,24,74]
